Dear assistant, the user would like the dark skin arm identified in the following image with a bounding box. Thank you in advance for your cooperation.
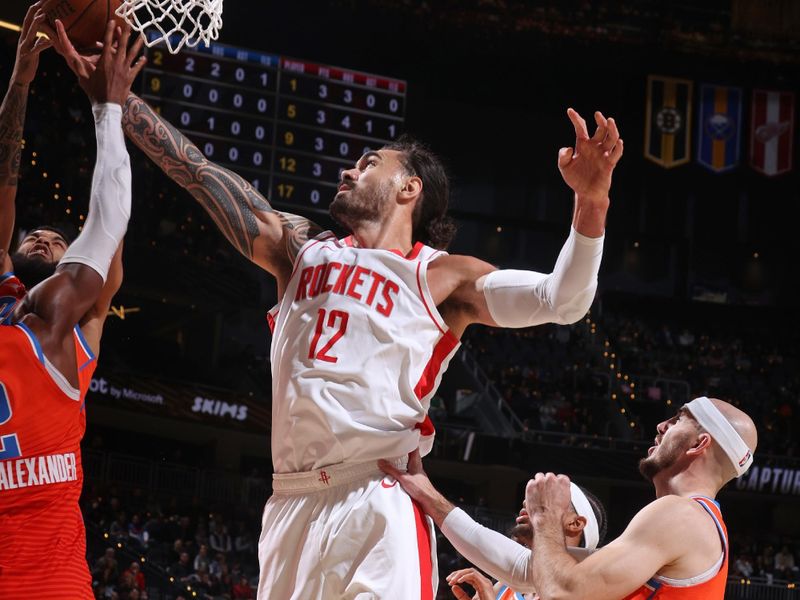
[12,22,145,386]
[80,243,124,354]
[0,2,52,271]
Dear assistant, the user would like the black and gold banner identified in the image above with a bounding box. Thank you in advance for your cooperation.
[645,75,693,168]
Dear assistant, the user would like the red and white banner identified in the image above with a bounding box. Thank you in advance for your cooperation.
[750,89,794,176]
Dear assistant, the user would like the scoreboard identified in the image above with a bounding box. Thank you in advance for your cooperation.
[141,40,407,210]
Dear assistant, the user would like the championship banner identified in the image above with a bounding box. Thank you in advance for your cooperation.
[750,89,794,176]
[645,75,693,168]
[696,84,742,173]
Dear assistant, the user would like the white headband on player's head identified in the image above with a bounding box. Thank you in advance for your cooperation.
[569,483,600,551]
[684,396,754,476]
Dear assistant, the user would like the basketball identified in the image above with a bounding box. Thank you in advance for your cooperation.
[43,0,127,52]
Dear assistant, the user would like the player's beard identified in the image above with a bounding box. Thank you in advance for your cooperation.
[10,252,58,289]
[638,429,695,481]
[329,179,393,233]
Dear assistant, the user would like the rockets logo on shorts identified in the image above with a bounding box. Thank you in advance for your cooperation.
[268,233,461,473]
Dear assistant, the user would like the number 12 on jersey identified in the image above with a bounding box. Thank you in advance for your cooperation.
[309,309,349,363]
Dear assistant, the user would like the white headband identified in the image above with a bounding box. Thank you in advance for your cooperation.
[684,396,753,476]
[569,482,600,550]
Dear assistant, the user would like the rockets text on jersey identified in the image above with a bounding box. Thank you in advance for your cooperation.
[268,233,460,473]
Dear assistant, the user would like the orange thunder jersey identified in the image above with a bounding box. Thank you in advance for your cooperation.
[623,496,728,600]
[0,319,97,600]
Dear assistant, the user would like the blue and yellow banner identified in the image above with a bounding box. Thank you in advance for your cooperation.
[645,75,693,168]
[696,84,742,173]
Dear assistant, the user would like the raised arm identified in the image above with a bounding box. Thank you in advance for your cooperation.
[48,21,322,284]
[526,474,699,600]
[16,23,144,352]
[379,452,592,594]
[0,3,52,270]
[434,109,622,337]
[121,93,322,280]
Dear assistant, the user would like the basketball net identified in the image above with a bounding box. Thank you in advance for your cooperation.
[116,0,223,54]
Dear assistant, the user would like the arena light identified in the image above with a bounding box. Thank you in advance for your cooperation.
[0,20,21,32]
[0,20,48,38]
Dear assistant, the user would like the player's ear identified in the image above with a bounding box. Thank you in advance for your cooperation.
[688,432,712,455]
[398,175,422,205]
[564,514,587,538]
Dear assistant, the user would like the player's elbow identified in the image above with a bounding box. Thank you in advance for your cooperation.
[553,282,597,325]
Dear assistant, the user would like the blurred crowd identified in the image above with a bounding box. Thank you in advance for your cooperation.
[600,296,800,456]
[730,533,800,584]
[83,486,261,600]
[463,324,614,437]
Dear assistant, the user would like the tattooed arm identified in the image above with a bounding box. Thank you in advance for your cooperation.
[121,93,323,278]
[0,4,52,269]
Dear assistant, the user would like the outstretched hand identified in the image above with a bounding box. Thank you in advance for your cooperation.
[446,567,496,599]
[46,19,146,105]
[11,2,53,85]
[558,108,623,203]
[378,449,454,525]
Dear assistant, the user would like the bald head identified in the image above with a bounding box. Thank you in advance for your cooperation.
[709,398,757,450]
[701,397,758,482]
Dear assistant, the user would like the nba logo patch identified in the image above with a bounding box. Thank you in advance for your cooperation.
[697,84,742,173]
[645,75,693,168]
[750,89,794,177]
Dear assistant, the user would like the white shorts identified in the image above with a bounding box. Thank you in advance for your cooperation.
[257,458,438,599]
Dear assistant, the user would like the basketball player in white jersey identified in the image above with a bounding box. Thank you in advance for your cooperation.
[51,35,623,597]
[130,113,620,600]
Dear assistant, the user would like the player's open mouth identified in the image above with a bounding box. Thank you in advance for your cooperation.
[29,246,50,259]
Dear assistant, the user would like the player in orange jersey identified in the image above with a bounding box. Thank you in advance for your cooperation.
[0,3,117,313]
[445,483,607,600]
[384,396,757,600]
[0,19,146,600]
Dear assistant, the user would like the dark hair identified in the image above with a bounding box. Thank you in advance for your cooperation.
[383,135,456,250]
[25,225,75,245]
[578,485,608,547]
[9,251,58,289]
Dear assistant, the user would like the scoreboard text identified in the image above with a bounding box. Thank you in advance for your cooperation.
[141,41,407,210]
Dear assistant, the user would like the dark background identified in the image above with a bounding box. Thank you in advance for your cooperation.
[1,1,799,597]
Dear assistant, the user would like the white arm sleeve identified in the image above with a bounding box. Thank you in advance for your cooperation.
[59,103,131,282]
[441,508,535,592]
[483,227,603,327]
[441,508,594,593]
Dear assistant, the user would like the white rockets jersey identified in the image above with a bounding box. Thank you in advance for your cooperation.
[268,232,461,474]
